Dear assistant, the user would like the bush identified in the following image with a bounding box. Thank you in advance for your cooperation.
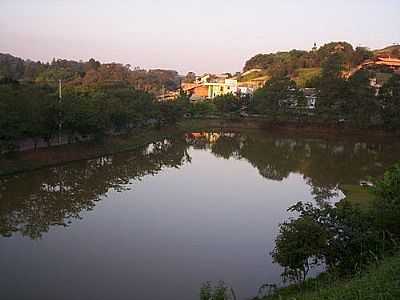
[372,163,400,238]
[271,215,328,283]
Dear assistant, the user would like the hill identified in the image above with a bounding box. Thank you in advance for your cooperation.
[374,45,400,58]
[0,53,180,95]
[243,42,400,82]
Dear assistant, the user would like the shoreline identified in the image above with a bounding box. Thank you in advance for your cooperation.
[1,118,399,177]
[0,128,182,177]
[178,117,400,138]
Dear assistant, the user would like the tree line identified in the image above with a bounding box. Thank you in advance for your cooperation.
[0,80,182,153]
[243,42,400,76]
[0,53,180,94]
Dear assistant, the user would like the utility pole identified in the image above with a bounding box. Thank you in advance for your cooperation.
[59,79,62,100]
[58,80,62,145]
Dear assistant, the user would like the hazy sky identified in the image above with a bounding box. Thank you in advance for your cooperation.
[1,0,399,74]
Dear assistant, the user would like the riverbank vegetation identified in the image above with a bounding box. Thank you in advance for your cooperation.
[260,253,400,300]
[261,162,400,299]
[1,42,400,154]
[202,162,400,300]
[0,81,182,153]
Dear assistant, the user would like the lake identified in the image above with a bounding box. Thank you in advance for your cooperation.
[1,130,400,300]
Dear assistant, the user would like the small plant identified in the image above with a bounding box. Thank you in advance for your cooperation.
[200,281,236,300]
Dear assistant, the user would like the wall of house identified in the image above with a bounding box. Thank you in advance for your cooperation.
[192,85,209,98]
[207,80,238,99]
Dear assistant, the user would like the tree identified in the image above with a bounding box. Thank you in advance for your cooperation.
[184,72,196,83]
[353,47,374,66]
[346,70,380,127]
[200,282,235,300]
[213,94,240,114]
[379,74,400,129]
[271,214,328,283]
[316,53,349,115]
[251,76,298,115]
[372,163,400,238]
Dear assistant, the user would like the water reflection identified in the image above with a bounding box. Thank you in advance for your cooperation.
[0,131,399,240]
[0,137,190,239]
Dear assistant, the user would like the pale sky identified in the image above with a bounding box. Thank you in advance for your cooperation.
[1,0,399,74]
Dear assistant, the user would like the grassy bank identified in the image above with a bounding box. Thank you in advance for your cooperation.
[262,253,400,300]
[0,128,183,177]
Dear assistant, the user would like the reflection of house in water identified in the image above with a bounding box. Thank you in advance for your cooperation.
[186,132,239,149]
[186,132,222,144]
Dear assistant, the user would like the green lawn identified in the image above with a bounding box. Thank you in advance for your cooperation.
[262,253,400,300]
[293,68,321,88]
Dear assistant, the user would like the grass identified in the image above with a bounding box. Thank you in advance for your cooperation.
[340,184,375,209]
[239,71,269,82]
[262,253,400,300]
[292,68,321,88]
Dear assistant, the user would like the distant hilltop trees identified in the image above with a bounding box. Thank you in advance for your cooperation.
[243,41,400,79]
[0,54,180,95]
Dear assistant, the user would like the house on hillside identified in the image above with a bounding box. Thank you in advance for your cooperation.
[360,57,400,72]
[237,86,254,97]
[182,78,239,101]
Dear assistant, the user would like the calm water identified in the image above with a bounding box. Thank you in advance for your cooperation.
[1,130,400,300]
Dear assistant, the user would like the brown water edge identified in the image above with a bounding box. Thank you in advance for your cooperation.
[178,117,400,138]
[0,128,184,177]
[1,118,399,177]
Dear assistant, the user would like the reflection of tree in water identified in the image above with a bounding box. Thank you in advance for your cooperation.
[211,134,241,160]
[1,131,399,239]
[200,131,400,199]
[0,137,190,239]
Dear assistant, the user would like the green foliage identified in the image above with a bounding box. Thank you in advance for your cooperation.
[251,76,299,114]
[345,70,380,127]
[0,83,59,151]
[293,68,321,88]
[244,42,397,129]
[213,94,241,114]
[379,74,400,129]
[316,54,353,116]
[0,53,180,94]
[371,163,400,237]
[272,215,327,283]
[244,50,316,76]
[262,253,400,300]
[353,46,374,66]
[200,281,235,300]
[190,101,217,116]
[0,82,180,151]
[272,161,400,285]
[244,42,360,76]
